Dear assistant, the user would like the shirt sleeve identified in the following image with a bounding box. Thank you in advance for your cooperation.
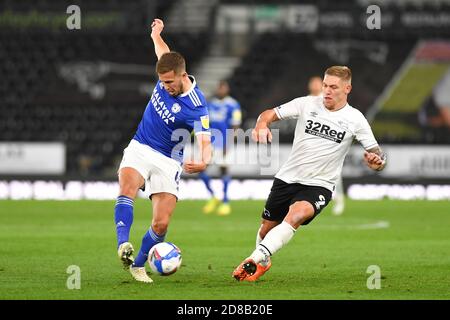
[190,107,211,136]
[355,113,379,150]
[274,97,306,120]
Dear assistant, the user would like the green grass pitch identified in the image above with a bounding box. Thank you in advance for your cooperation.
[0,199,449,300]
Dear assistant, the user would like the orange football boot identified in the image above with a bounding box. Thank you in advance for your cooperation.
[244,259,271,282]
[232,258,271,281]
[232,258,257,281]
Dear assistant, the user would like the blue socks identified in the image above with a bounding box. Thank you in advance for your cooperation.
[114,195,134,248]
[222,175,231,203]
[115,195,167,267]
[133,227,166,267]
[199,171,214,196]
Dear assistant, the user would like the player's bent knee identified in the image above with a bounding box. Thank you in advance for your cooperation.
[118,168,145,197]
[285,203,315,228]
[285,213,312,228]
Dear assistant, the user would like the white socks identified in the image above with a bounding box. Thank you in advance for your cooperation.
[254,225,269,266]
[249,221,296,264]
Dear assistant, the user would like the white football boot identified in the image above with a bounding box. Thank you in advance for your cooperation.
[129,266,153,283]
[117,242,135,269]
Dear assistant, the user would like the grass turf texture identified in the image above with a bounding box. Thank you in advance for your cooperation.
[0,199,449,299]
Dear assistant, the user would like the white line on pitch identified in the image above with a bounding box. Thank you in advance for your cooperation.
[315,221,390,230]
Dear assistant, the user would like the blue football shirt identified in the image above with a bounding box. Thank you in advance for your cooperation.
[133,76,210,162]
[208,96,241,149]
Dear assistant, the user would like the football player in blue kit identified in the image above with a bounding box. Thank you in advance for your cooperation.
[114,19,211,283]
[199,80,242,216]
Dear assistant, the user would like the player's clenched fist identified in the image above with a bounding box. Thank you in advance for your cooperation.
[363,151,384,170]
[151,19,164,37]
[183,160,207,174]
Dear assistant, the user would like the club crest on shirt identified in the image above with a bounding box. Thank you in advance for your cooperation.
[171,103,181,113]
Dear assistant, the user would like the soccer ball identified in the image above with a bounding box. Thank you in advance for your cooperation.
[148,242,182,276]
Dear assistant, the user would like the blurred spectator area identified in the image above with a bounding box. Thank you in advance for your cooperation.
[369,41,450,144]
[1,0,449,178]
[0,30,210,176]
[228,33,416,143]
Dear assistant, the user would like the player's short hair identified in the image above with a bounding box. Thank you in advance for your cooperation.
[156,52,186,75]
[324,66,352,83]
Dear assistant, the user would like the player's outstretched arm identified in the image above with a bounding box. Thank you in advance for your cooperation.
[364,146,387,171]
[151,18,170,60]
[251,109,280,144]
[183,134,212,174]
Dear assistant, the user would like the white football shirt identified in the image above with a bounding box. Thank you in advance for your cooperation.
[273,95,378,192]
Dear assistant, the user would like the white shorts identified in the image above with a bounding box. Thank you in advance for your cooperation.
[118,140,182,198]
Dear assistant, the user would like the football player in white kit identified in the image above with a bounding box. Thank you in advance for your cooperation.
[308,76,346,215]
[233,66,386,281]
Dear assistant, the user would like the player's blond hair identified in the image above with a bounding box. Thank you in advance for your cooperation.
[156,52,186,75]
[324,66,352,84]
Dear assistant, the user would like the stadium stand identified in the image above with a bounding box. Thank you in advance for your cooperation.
[0,0,210,176]
[0,0,449,178]
[228,33,416,142]
[0,31,210,175]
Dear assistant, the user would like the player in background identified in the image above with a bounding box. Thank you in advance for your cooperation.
[308,76,345,215]
[307,76,323,97]
[233,66,386,282]
[199,80,242,216]
[115,19,211,283]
